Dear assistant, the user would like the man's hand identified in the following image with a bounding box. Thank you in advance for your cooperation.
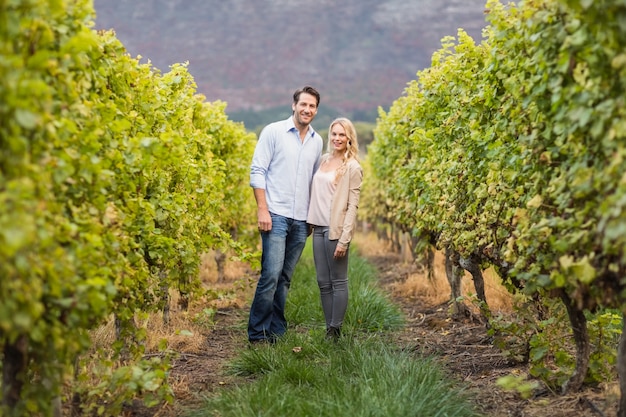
[253,188,272,232]
[257,208,272,232]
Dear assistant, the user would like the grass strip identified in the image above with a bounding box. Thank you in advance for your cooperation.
[186,242,480,417]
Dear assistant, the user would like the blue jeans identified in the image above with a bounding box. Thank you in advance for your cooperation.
[247,213,308,342]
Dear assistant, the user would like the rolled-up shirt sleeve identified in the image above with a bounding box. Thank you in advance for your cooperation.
[250,127,273,190]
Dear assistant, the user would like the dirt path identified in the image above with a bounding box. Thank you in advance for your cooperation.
[137,247,618,417]
[366,251,617,417]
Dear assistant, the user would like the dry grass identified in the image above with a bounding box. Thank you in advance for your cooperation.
[197,250,252,285]
[353,230,514,315]
[394,251,514,314]
[90,250,254,356]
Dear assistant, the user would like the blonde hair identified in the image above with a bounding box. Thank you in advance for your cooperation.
[325,117,359,184]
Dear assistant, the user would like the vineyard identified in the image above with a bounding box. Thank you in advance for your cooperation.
[362,0,626,415]
[2,0,626,416]
[1,0,258,415]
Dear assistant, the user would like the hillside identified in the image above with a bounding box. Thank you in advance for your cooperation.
[93,0,488,126]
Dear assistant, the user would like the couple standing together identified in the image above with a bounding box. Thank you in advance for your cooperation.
[248,86,362,344]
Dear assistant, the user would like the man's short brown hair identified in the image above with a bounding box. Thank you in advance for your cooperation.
[293,86,320,108]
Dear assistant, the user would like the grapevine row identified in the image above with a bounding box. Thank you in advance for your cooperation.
[0,0,257,415]
[363,0,626,411]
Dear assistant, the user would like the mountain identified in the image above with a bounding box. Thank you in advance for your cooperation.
[92,0,488,128]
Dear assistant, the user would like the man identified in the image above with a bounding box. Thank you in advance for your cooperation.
[248,86,323,344]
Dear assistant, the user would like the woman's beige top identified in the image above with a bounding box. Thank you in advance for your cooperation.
[330,159,363,247]
[308,158,363,248]
[307,169,336,227]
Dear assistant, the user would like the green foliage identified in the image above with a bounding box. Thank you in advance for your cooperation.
[586,310,621,383]
[0,0,257,414]
[526,308,620,389]
[73,356,173,416]
[488,295,544,364]
[527,313,577,389]
[192,307,217,328]
[353,121,375,152]
[490,297,619,389]
[365,0,626,391]
[496,375,540,400]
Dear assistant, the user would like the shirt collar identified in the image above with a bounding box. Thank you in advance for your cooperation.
[286,116,316,138]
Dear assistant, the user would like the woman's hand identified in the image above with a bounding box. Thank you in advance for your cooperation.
[334,244,347,259]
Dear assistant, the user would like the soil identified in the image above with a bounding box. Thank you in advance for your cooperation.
[129,250,619,417]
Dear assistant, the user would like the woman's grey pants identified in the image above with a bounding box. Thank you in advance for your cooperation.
[312,227,349,329]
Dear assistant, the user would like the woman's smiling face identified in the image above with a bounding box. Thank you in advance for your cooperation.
[330,122,348,153]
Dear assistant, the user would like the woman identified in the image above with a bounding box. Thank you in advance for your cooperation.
[307,117,363,340]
